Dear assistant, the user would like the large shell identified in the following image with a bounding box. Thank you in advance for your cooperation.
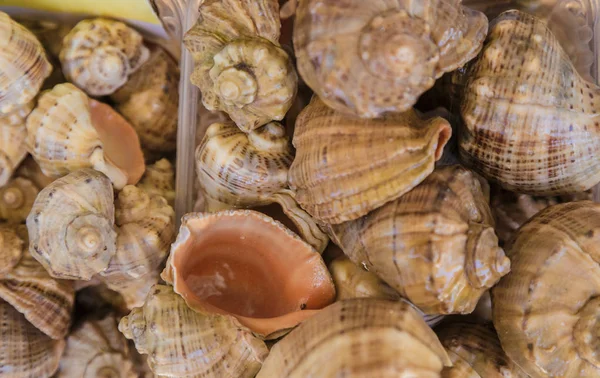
[59,18,150,96]
[0,177,39,223]
[110,46,179,153]
[162,210,335,338]
[293,0,487,118]
[26,83,145,189]
[0,299,65,378]
[58,315,136,378]
[437,321,528,378]
[119,284,269,378]
[289,96,452,225]
[257,299,451,377]
[0,102,32,186]
[460,10,600,194]
[329,165,510,314]
[0,12,52,114]
[137,158,175,206]
[184,0,297,132]
[0,225,23,276]
[26,169,117,281]
[492,201,600,377]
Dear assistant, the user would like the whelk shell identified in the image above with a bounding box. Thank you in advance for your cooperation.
[0,177,39,223]
[0,102,32,187]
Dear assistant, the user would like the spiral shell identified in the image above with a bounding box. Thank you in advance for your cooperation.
[26,169,117,281]
[0,12,52,114]
[26,83,145,189]
[289,96,452,225]
[137,158,175,206]
[110,46,179,153]
[0,225,23,276]
[59,18,149,96]
[0,102,32,187]
[119,284,269,378]
[0,177,39,223]
[184,0,297,132]
[293,0,487,118]
[257,299,451,377]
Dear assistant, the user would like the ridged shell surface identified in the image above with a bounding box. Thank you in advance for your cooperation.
[0,177,39,223]
[0,225,23,275]
[0,102,31,186]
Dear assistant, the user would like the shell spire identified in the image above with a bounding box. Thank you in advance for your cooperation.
[0,177,39,223]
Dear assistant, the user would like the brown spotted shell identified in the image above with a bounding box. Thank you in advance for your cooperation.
[137,158,175,207]
[0,102,32,187]
[0,177,39,223]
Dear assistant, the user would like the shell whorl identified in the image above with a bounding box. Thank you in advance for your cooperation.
[0,177,39,223]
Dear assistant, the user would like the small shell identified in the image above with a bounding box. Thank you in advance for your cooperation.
[26,83,145,189]
[0,177,39,223]
[59,18,150,96]
[0,12,52,114]
[137,158,175,206]
[58,315,136,378]
[0,102,32,186]
[119,284,269,378]
[289,96,452,225]
[437,321,529,378]
[293,0,487,117]
[26,169,117,281]
[257,299,451,377]
[0,225,24,276]
[15,156,55,189]
[162,210,335,338]
[0,299,65,378]
[329,165,510,314]
[184,0,297,132]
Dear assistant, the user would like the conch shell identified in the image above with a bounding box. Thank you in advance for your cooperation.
[289,96,452,225]
[460,10,600,194]
[329,165,510,314]
[110,46,179,153]
[26,169,117,281]
[0,12,52,114]
[0,177,39,223]
[26,83,145,189]
[0,102,32,186]
[162,210,335,338]
[184,0,297,132]
[293,0,487,117]
[120,284,269,378]
[137,158,175,206]
[59,18,150,96]
[492,201,600,377]
[257,299,452,377]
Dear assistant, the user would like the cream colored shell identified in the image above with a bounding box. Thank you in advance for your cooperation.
[59,18,150,96]
[119,284,269,378]
[26,169,117,281]
[137,158,175,206]
[184,0,297,132]
[0,177,39,223]
[0,12,52,114]
[257,299,451,377]
[0,102,32,186]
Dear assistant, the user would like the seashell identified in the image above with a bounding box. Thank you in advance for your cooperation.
[196,101,228,146]
[257,299,451,377]
[289,96,452,225]
[184,0,297,132]
[137,158,175,206]
[110,46,179,153]
[0,102,32,187]
[162,210,336,338]
[0,12,52,114]
[460,10,600,195]
[58,315,136,378]
[59,18,150,96]
[329,165,510,314]
[26,169,117,281]
[293,0,487,118]
[0,224,24,276]
[0,177,39,223]
[492,201,600,377]
[26,83,145,189]
[15,156,55,189]
[99,185,175,309]
[17,19,73,60]
[0,299,65,378]
[437,321,529,378]
[119,284,269,378]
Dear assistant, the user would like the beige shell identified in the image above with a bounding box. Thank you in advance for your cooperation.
[110,46,179,153]
[437,321,528,378]
[289,96,452,225]
[26,169,117,281]
[99,185,175,309]
[257,299,451,377]
[0,12,52,114]
[460,10,600,194]
[58,315,136,378]
[119,284,269,378]
[196,101,228,146]
[26,83,145,189]
[492,201,600,377]
[0,224,24,276]
[162,210,335,338]
[0,177,39,223]
[0,102,32,186]
[137,158,175,206]
[0,299,65,378]
[15,156,55,189]
[59,18,150,96]
[329,165,509,314]
[184,0,297,132]
[293,0,487,118]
